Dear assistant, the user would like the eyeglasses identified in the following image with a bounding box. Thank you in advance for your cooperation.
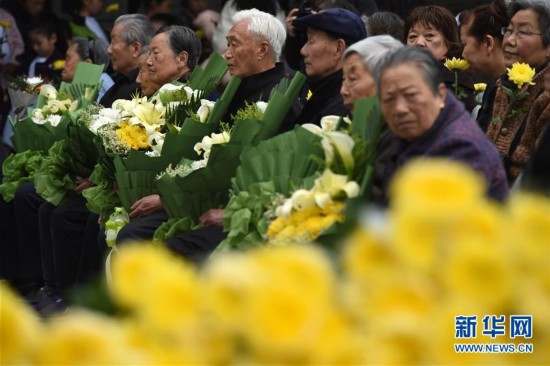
[501,27,542,39]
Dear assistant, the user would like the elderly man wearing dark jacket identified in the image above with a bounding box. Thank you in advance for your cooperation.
[291,8,366,125]
[110,9,300,262]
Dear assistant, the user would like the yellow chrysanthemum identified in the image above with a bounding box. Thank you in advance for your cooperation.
[33,310,126,365]
[474,82,487,92]
[507,62,536,89]
[52,59,65,70]
[115,121,149,150]
[444,57,470,71]
[0,20,11,29]
[306,89,313,100]
[0,283,41,365]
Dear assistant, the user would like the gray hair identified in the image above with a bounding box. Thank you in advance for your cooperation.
[232,8,286,61]
[114,14,155,55]
[70,36,110,71]
[156,25,202,69]
[366,12,405,42]
[344,35,404,79]
[509,0,550,47]
[377,46,442,96]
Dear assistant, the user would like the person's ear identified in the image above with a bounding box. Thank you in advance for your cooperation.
[335,38,346,59]
[177,51,189,67]
[258,40,270,61]
[84,58,93,63]
[437,83,446,108]
[484,34,495,54]
[130,42,141,58]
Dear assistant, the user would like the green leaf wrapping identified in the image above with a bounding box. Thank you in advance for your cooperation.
[65,121,100,178]
[217,182,278,251]
[34,140,75,206]
[153,217,200,242]
[10,115,70,153]
[82,164,121,215]
[0,151,45,202]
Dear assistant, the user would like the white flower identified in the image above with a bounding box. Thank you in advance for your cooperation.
[322,131,355,174]
[183,86,199,100]
[26,76,43,88]
[301,123,323,136]
[46,114,62,126]
[275,198,293,217]
[31,109,45,123]
[256,101,268,114]
[313,169,359,200]
[145,150,161,157]
[40,84,57,100]
[320,115,340,132]
[342,116,352,125]
[194,136,213,157]
[291,189,316,210]
[196,99,216,123]
[149,131,165,152]
[159,83,183,93]
[211,131,230,145]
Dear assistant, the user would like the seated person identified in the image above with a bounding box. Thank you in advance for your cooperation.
[372,46,508,205]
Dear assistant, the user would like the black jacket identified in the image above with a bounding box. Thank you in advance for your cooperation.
[223,63,301,131]
[295,69,348,126]
[99,68,140,107]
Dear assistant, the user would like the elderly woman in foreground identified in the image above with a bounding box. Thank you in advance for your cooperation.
[372,46,508,206]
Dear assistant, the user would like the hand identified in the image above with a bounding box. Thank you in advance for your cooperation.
[199,209,224,227]
[286,8,299,38]
[74,177,93,194]
[129,194,163,219]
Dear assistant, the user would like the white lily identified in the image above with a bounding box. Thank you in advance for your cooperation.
[313,169,360,200]
[211,131,230,145]
[40,84,57,100]
[301,123,323,136]
[256,101,268,114]
[31,109,45,123]
[46,114,62,127]
[320,115,340,132]
[183,86,200,100]
[290,189,316,210]
[275,198,294,217]
[131,102,166,135]
[196,99,216,123]
[322,131,355,174]
[194,135,213,157]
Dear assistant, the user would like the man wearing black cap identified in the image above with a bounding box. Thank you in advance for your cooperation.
[292,8,367,125]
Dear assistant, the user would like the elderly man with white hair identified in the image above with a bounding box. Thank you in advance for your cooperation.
[110,9,301,263]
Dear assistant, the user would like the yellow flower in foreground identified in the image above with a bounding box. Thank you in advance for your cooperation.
[0,283,41,365]
[444,57,469,71]
[34,310,127,365]
[389,158,485,218]
[507,62,536,89]
[474,83,487,92]
[52,59,65,70]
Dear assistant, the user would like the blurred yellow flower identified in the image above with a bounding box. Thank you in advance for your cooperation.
[0,283,41,365]
[507,62,536,89]
[33,310,127,365]
[474,83,487,92]
[444,57,470,71]
[52,59,65,70]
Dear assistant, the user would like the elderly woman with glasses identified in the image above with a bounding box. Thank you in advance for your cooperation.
[486,0,550,184]
[372,46,508,206]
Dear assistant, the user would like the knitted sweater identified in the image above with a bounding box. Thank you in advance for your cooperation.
[486,63,550,183]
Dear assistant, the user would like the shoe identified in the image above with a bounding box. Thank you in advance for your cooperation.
[25,285,56,307]
[38,297,68,318]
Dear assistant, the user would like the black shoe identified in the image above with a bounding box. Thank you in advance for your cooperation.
[38,297,68,317]
[26,285,56,307]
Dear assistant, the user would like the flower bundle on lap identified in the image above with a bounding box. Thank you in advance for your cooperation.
[219,96,384,250]
[7,75,43,121]
[153,72,307,241]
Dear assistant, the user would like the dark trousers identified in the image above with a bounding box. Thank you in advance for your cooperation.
[165,226,226,264]
[38,202,56,290]
[78,213,103,284]
[49,196,94,295]
[0,197,19,280]
[13,182,45,280]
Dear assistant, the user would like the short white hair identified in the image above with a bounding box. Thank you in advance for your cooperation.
[233,8,286,61]
[344,35,404,78]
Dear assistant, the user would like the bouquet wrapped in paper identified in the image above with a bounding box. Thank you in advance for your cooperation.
[153,72,307,241]
[7,75,44,121]
[218,96,384,250]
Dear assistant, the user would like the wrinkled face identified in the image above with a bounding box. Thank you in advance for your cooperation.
[502,9,549,68]
[300,28,341,79]
[137,60,162,96]
[407,22,449,60]
[62,43,82,82]
[341,53,377,111]
[146,32,185,84]
[224,20,264,78]
[29,31,56,58]
[108,22,138,75]
[380,63,446,141]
